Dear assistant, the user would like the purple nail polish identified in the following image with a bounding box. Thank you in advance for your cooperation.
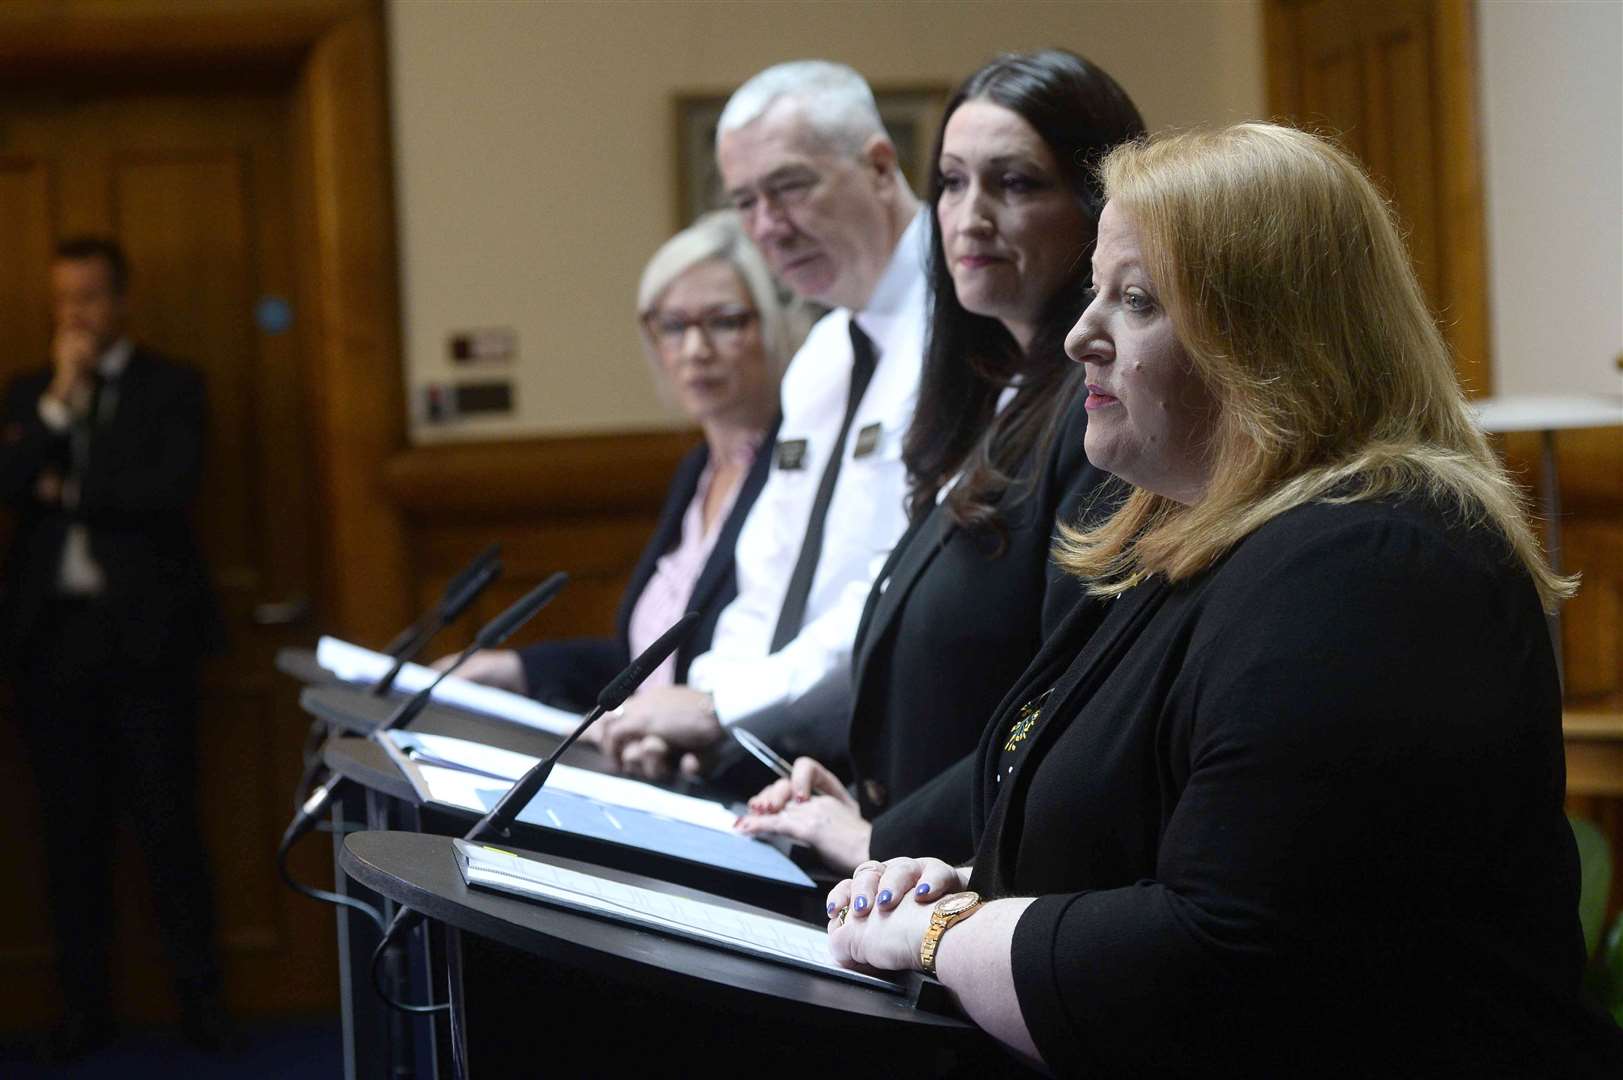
[916,883,931,896]
[854,895,868,913]
[827,901,837,915]
[877,889,893,906]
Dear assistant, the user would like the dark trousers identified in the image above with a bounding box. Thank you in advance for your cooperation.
[16,596,220,1020]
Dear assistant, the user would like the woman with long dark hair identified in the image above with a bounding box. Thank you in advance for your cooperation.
[737,50,1145,872]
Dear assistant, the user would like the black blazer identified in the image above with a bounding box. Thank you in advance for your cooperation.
[966,493,1616,1076]
[850,387,1112,864]
[519,415,780,712]
[0,348,221,669]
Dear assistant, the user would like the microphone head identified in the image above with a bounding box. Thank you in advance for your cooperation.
[440,543,502,609]
[440,559,502,625]
[596,611,701,711]
[474,571,569,649]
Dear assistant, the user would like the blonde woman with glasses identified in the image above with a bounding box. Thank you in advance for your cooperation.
[448,211,800,707]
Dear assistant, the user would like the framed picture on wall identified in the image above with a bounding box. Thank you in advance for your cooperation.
[673,85,949,227]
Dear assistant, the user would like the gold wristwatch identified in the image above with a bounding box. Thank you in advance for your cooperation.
[919,891,983,976]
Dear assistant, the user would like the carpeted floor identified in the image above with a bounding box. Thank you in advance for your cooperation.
[0,1018,342,1079]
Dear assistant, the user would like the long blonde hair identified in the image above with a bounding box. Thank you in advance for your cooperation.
[1057,123,1573,610]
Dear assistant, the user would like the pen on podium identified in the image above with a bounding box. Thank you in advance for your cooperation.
[729,725,793,780]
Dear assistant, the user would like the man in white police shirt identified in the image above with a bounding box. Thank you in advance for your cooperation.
[598,61,925,785]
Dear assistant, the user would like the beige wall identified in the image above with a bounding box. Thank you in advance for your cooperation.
[1477,0,1623,398]
[387,0,1266,442]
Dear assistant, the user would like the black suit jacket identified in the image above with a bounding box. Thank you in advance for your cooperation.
[847,386,1112,863]
[519,415,780,712]
[967,493,1616,1076]
[0,347,221,669]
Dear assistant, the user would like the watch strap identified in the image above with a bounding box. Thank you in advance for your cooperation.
[919,891,983,976]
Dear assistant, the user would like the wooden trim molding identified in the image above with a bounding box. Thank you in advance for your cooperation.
[292,10,413,643]
[386,430,700,520]
[1433,0,1491,394]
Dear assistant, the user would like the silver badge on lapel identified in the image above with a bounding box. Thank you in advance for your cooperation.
[775,438,809,470]
[852,422,882,459]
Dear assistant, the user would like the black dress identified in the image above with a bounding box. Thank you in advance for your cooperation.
[967,492,1620,1077]
[851,385,1113,863]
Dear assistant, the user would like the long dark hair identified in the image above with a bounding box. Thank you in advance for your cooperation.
[904,50,1145,540]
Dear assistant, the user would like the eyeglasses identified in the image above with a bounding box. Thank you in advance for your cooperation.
[644,307,759,351]
[728,168,820,217]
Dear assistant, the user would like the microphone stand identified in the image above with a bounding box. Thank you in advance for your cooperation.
[292,544,502,814]
[369,611,701,1014]
[276,573,568,927]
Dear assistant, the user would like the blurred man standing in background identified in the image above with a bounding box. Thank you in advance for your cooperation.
[0,238,232,1061]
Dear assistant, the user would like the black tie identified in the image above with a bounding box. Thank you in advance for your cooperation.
[769,320,878,652]
[68,372,109,496]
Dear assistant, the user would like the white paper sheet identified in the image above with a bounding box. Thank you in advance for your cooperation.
[453,840,901,993]
[315,635,579,737]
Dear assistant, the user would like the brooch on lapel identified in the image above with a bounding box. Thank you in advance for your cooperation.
[1003,686,1055,753]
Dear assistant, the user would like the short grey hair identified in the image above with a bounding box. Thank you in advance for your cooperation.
[637,209,807,380]
[716,60,888,157]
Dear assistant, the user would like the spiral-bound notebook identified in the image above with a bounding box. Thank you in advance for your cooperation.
[453,839,904,994]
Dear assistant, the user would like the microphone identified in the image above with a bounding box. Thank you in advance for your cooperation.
[467,610,700,843]
[369,611,702,1004]
[281,572,569,854]
[371,544,503,695]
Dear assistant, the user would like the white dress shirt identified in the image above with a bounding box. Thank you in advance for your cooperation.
[687,211,929,725]
[38,337,132,596]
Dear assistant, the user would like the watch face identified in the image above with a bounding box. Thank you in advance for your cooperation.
[934,891,979,916]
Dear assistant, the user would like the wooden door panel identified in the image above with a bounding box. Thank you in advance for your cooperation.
[116,151,260,587]
[0,89,334,1026]
[1267,0,1485,389]
[0,159,55,377]
[1366,9,1441,306]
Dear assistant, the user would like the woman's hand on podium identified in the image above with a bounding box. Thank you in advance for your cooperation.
[824,857,967,971]
[429,648,527,695]
[735,757,872,874]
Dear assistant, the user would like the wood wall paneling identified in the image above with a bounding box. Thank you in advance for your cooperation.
[295,11,412,647]
[0,160,55,373]
[385,431,700,657]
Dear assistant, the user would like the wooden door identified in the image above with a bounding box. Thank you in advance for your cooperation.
[1266,0,1490,394]
[0,86,335,1025]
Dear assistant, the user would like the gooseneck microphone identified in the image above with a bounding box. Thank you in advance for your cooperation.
[276,572,568,933]
[372,544,503,696]
[282,572,568,853]
[380,543,502,658]
[292,544,504,816]
[468,609,699,843]
[369,611,701,1013]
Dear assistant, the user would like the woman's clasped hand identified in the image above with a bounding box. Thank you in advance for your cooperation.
[823,858,965,972]
[734,756,873,872]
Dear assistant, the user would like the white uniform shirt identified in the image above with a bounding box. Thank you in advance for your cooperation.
[687,210,929,725]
